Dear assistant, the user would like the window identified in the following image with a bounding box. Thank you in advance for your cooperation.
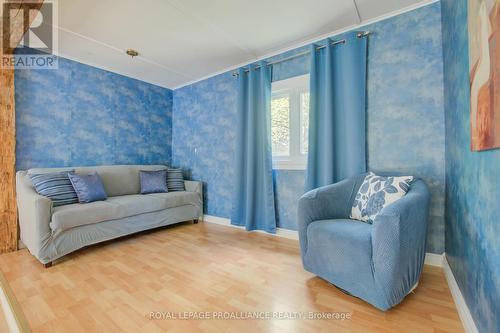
[271,74,309,169]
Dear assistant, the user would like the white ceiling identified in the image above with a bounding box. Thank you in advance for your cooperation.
[38,0,436,89]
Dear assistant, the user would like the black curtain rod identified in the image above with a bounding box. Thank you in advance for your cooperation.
[232,31,370,77]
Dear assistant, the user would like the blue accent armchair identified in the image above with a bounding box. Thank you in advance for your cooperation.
[298,173,430,310]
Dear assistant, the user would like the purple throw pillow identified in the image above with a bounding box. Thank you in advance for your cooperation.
[68,172,107,203]
[140,170,168,194]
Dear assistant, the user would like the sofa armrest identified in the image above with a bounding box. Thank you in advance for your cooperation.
[184,180,203,218]
[16,171,53,258]
[297,177,360,254]
[184,180,201,194]
[371,179,430,305]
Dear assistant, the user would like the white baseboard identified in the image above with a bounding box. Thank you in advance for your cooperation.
[443,256,479,333]
[202,215,299,240]
[424,252,444,267]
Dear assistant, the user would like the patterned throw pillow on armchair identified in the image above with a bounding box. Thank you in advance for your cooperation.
[350,172,414,223]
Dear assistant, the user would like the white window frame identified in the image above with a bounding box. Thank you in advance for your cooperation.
[271,74,309,170]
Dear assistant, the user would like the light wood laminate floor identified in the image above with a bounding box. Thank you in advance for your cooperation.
[0,222,463,333]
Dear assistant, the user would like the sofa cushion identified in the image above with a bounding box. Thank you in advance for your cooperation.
[29,170,78,207]
[69,172,108,203]
[28,165,167,197]
[140,170,168,194]
[167,168,185,192]
[51,191,200,233]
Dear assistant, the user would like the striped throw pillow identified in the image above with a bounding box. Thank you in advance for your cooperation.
[167,168,185,192]
[29,171,78,207]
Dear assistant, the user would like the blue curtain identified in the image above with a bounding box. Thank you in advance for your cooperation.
[305,35,368,191]
[231,62,277,233]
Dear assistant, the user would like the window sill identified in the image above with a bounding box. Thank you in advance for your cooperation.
[272,159,307,170]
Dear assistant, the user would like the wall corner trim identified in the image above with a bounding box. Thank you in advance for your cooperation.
[443,256,479,333]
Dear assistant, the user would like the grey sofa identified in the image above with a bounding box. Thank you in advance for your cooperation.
[298,174,430,310]
[16,165,203,266]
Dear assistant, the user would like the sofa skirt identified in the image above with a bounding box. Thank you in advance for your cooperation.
[32,205,200,264]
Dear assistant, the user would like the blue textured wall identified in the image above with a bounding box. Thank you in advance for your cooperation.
[15,55,173,170]
[173,72,238,217]
[173,2,445,253]
[441,1,499,332]
[366,3,445,253]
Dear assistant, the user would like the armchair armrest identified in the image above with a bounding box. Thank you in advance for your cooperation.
[371,179,430,305]
[16,171,53,258]
[297,176,361,254]
[184,180,203,218]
